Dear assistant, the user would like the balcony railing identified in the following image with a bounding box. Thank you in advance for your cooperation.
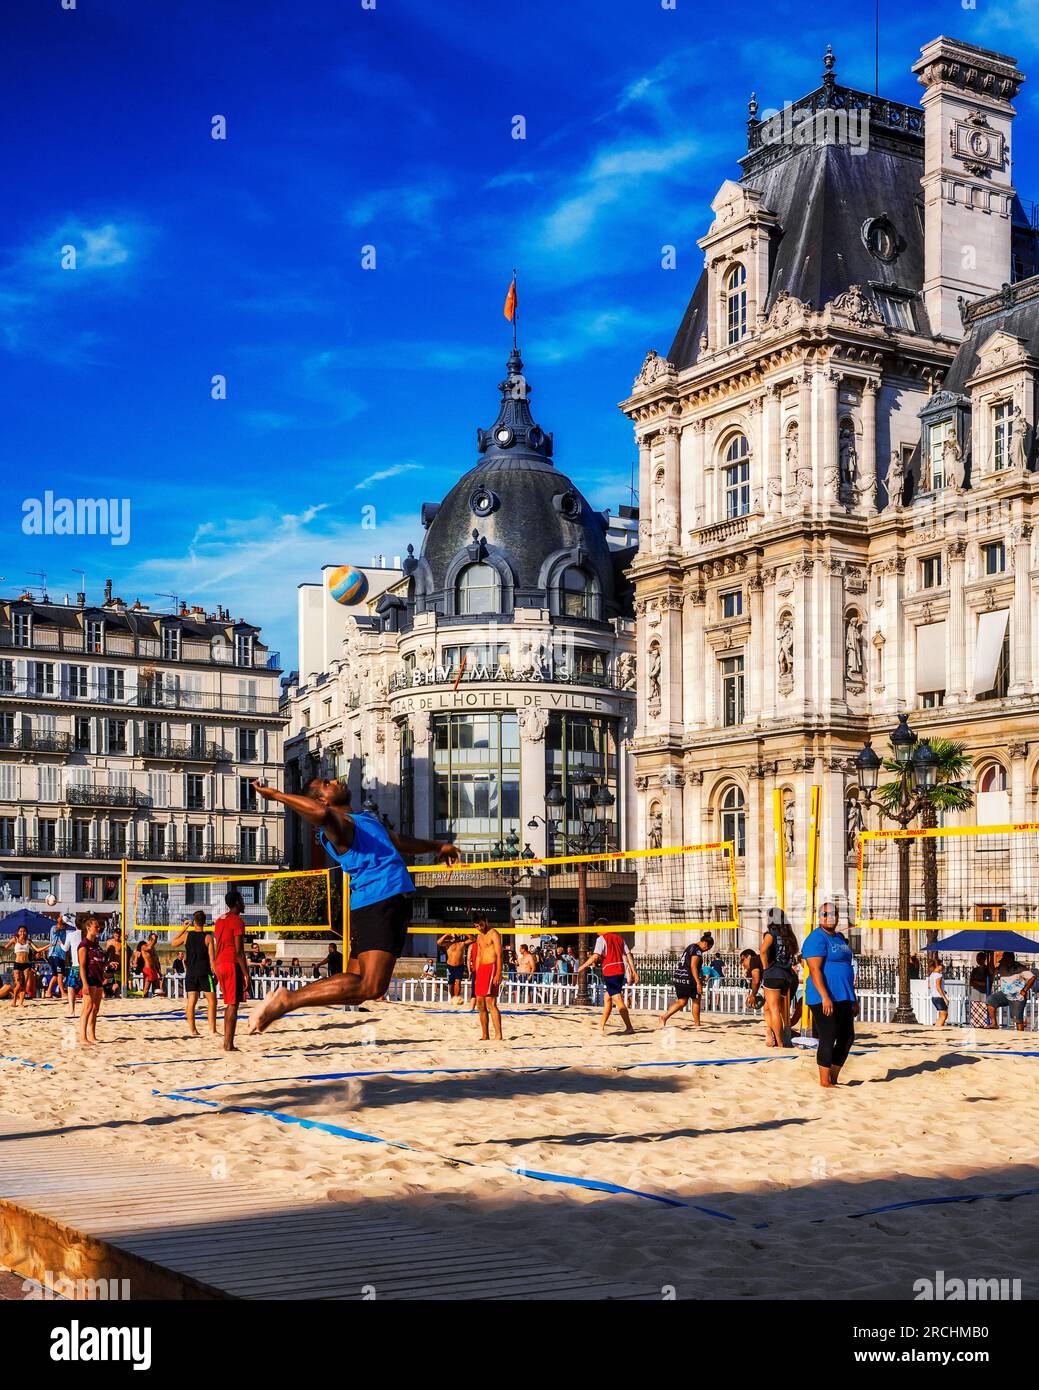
[0,676,283,718]
[141,739,231,763]
[65,787,151,808]
[0,840,283,865]
[0,731,74,753]
[0,627,276,670]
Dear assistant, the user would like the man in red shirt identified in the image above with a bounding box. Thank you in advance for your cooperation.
[212,890,250,1051]
[577,918,639,1035]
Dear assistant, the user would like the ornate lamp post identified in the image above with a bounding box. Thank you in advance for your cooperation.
[855,713,940,1025]
[527,781,566,931]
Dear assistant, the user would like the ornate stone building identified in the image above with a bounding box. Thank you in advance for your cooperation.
[283,350,638,943]
[622,37,1039,946]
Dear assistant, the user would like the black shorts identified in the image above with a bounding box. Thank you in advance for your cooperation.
[602,971,626,997]
[447,964,466,984]
[185,971,215,994]
[763,968,795,995]
[350,894,412,958]
[674,982,699,1001]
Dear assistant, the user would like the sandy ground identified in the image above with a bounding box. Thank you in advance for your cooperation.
[1,993,1037,1300]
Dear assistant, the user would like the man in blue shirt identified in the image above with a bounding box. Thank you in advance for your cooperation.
[802,898,858,1088]
[247,777,459,1033]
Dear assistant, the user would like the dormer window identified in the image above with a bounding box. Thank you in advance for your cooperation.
[235,633,254,667]
[993,401,1013,472]
[12,613,31,648]
[726,264,747,344]
[85,618,104,654]
[557,566,598,620]
[874,293,914,331]
[161,627,181,661]
[925,419,953,492]
[456,563,500,616]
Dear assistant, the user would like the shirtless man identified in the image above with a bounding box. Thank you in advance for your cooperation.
[247,776,458,1032]
[141,933,163,998]
[438,932,469,1005]
[471,916,503,1041]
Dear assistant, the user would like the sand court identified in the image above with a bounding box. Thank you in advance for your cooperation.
[1,996,1037,1299]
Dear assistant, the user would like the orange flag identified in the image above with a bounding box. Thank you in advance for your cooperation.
[503,276,517,322]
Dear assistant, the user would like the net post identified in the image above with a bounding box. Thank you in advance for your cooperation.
[772,787,786,914]
[120,857,128,996]
[342,871,350,967]
[804,784,821,935]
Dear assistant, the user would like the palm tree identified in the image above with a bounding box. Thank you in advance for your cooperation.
[874,737,974,934]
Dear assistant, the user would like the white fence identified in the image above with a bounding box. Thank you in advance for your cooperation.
[129,972,309,1000]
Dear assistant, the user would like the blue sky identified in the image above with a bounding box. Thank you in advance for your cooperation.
[4,0,1039,663]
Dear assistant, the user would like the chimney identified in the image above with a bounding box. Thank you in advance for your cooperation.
[913,37,1025,341]
[103,578,113,605]
[77,592,85,608]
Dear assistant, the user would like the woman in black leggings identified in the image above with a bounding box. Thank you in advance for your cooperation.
[803,900,858,1088]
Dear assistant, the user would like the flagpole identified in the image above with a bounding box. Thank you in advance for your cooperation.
[512,266,517,352]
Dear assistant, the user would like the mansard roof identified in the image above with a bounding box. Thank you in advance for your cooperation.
[942,276,1039,394]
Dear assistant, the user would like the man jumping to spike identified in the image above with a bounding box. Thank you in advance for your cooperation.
[247,778,459,1033]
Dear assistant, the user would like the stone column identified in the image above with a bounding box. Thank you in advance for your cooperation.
[637,433,653,534]
[796,371,813,513]
[410,709,433,840]
[822,558,845,718]
[748,568,765,726]
[1010,521,1033,696]
[861,379,878,515]
[687,419,706,538]
[634,600,650,735]
[660,423,681,550]
[946,541,967,704]
[793,557,815,721]
[761,570,777,721]
[763,385,781,516]
[815,367,839,517]
[660,592,684,738]
[1010,741,1029,821]
[518,707,548,855]
[685,584,707,728]
[819,762,848,910]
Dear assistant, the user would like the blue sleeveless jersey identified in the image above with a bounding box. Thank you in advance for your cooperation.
[318,812,414,910]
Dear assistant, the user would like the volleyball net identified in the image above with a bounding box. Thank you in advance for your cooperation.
[408,843,739,935]
[130,868,339,939]
[855,824,1039,931]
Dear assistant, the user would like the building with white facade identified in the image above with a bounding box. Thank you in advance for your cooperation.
[0,583,287,925]
[622,36,1039,948]
[282,350,639,941]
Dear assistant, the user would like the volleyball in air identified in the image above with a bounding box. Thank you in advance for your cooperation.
[327,565,369,606]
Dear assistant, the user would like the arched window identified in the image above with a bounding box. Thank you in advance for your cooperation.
[455,562,500,616]
[720,784,746,858]
[726,263,747,344]
[558,566,597,619]
[977,763,1007,794]
[723,433,751,519]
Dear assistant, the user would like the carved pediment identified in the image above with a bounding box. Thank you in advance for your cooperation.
[828,285,882,325]
[970,330,1031,383]
[632,350,677,393]
[763,291,811,332]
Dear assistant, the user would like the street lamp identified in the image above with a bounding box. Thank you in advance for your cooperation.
[855,713,939,1024]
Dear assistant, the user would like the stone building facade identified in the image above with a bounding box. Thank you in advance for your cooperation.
[622,37,1039,947]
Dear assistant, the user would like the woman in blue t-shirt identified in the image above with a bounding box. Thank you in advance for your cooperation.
[802,899,857,1088]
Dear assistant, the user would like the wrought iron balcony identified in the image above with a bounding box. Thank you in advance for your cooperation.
[141,739,231,762]
[0,731,74,753]
[65,786,151,808]
[0,840,283,865]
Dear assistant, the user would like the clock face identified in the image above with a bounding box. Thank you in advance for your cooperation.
[496,427,512,445]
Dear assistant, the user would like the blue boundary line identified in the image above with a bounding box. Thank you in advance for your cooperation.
[0,1055,54,1070]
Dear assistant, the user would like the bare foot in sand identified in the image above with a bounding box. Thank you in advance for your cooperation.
[247,987,290,1035]
[188,1029,200,1038]
[224,1043,238,1052]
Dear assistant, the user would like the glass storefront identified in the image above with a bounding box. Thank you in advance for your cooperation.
[433,712,520,854]
[545,714,618,852]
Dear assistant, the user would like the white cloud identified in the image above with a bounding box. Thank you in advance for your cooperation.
[354,462,422,491]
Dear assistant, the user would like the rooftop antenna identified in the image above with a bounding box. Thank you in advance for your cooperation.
[72,569,86,595]
[155,591,180,614]
[27,571,47,600]
[875,0,880,96]
[629,458,639,509]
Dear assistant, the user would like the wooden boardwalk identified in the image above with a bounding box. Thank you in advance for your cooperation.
[0,1116,655,1300]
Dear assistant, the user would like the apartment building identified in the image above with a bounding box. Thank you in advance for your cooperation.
[0,582,288,922]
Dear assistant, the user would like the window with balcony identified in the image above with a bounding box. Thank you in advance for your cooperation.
[721,654,745,726]
[73,717,91,752]
[105,719,127,754]
[148,823,166,856]
[144,720,163,755]
[12,613,31,647]
[0,659,12,693]
[726,263,747,343]
[239,776,257,811]
[39,819,57,852]
[238,826,259,860]
[85,619,104,654]
[238,728,258,762]
[723,434,751,519]
[186,825,204,859]
[186,774,205,810]
[103,668,125,702]
[28,662,54,696]
[66,664,88,698]
[235,634,254,667]
[0,714,13,746]
[0,818,15,851]
[925,419,953,492]
[161,626,181,661]
[70,820,90,853]
[108,822,127,855]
